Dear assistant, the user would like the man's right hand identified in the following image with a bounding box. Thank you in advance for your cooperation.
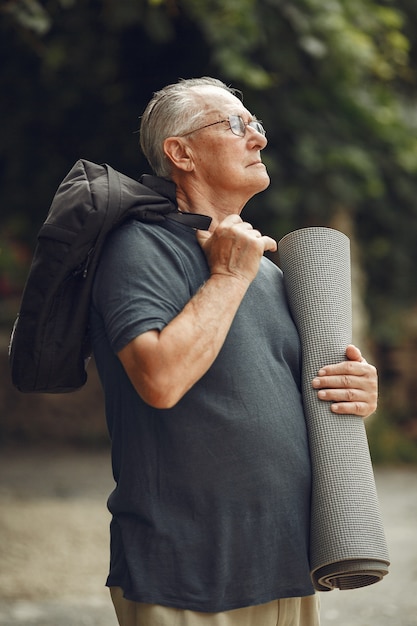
[196,214,277,285]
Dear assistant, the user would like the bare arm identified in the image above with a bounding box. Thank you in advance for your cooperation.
[118,215,277,408]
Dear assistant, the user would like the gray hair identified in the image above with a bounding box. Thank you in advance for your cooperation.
[139,77,241,178]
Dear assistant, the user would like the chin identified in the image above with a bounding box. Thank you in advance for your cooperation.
[255,170,271,192]
[245,178,270,203]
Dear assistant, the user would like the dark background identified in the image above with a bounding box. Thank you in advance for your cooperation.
[2,0,417,461]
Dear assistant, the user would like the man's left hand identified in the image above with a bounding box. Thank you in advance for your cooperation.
[312,344,378,418]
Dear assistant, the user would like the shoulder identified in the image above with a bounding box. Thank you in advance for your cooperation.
[104,219,199,255]
[98,221,193,272]
[95,220,208,294]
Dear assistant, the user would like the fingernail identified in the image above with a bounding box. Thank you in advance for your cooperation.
[312,378,320,388]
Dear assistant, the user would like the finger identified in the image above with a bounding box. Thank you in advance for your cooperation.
[195,229,212,248]
[316,387,370,403]
[316,359,374,378]
[329,401,373,417]
[316,386,377,417]
[229,221,277,252]
[345,344,364,363]
[312,370,362,390]
[241,225,277,252]
[312,367,378,409]
[239,221,257,231]
[315,381,378,417]
[225,214,244,224]
[261,235,277,252]
[196,229,212,241]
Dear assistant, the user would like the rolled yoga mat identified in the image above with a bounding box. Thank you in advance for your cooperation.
[278,227,390,592]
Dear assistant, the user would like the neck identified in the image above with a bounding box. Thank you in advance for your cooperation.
[174,179,246,230]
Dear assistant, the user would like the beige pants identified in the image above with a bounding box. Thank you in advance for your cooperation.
[110,587,320,626]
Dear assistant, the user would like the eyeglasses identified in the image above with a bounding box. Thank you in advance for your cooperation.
[179,114,266,138]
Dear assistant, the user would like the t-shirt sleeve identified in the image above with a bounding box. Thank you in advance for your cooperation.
[92,222,192,353]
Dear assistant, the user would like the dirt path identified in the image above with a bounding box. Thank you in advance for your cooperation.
[0,448,416,626]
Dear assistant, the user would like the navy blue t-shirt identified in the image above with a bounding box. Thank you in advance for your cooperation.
[90,218,314,612]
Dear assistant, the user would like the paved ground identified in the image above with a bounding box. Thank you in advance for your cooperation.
[0,447,416,626]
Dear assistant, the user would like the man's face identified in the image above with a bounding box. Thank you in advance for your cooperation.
[180,87,270,203]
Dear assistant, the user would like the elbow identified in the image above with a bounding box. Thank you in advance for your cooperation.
[134,375,185,409]
[142,390,182,410]
[118,338,191,408]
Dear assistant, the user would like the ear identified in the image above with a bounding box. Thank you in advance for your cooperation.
[164,137,194,172]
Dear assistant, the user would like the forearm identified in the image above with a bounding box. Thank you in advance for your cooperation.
[118,272,250,408]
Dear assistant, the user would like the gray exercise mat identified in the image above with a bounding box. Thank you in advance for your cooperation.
[278,226,390,591]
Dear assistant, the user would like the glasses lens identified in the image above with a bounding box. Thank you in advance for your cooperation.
[228,116,266,137]
[228,115,245,137]
[248,120,266,136]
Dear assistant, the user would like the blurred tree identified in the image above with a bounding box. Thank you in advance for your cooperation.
[2,0,417,451]
[1,1,416,314]
[0,0,208,233]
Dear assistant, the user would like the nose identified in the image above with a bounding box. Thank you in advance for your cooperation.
[247,125,268,148]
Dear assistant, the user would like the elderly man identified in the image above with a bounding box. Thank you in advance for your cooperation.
[90,77,378,626]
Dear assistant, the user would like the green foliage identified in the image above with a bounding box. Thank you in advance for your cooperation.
[181,0,272,88]
[367,411,417,465]
[1,0,416,316]
[2,0,52,35]
[2,0,417,459]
